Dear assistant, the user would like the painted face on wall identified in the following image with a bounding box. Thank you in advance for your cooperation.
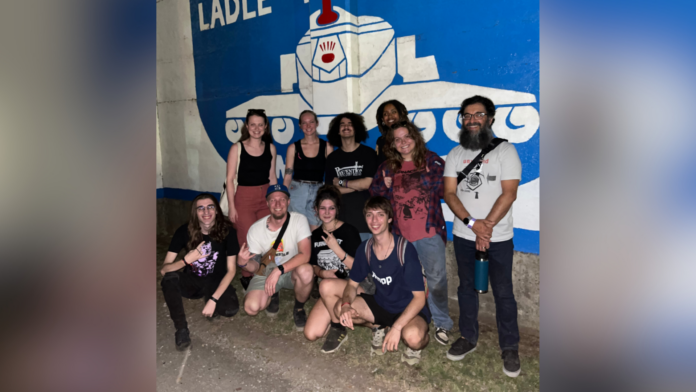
[462,103,492,135]
[317,199,337,225]
[196,198,217,226]
[299,113,318,136]
[382,104,401,127]
[247,115,267,139]
[267,193,289,220]
[365,208,392,236]
[339,117,354,138]
[392,126,415,159]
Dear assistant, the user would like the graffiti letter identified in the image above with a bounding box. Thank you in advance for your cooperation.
[257,0,272,17]
[211,0,226,29]
[224,0,239,24]
[197,3,210,31]
[442,110,461,142]
[242,0,256,20]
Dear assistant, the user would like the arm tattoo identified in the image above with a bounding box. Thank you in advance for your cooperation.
[285,168,294,175]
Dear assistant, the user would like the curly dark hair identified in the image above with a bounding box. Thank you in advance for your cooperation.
[375,100,409,136]
[187,193,232,251]
[383,121,428,172]
[313,184,342,215]
[240,109,274,144]
[459,95,496,118]
[327,112,368,147]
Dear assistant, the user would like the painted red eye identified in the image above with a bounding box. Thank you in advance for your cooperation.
[321,53,335,63]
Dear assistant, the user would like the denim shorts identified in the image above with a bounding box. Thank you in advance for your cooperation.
[288,180,322,226]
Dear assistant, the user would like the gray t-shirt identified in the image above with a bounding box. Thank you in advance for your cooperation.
[443,142,522,242]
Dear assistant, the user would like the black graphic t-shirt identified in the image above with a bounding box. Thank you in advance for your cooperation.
[168,224,240,280]
[310,223,362,271]
[324,144,377,233]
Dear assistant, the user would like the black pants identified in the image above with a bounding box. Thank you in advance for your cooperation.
[161,271,239,330]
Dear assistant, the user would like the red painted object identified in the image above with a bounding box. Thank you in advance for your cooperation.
[316,0,338,25]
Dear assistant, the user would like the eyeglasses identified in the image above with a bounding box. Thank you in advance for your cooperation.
[462,112,487,120]
[197,205,216,212]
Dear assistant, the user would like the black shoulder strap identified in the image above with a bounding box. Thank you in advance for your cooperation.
[457,138,507,185]
[272,213,291,250]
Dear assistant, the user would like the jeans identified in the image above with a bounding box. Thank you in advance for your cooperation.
[453,235,519,351]
[412,234,453,330]
[288,180,322,226]
[161,270,239,330]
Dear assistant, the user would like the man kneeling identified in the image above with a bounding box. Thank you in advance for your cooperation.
[337,196,430,365]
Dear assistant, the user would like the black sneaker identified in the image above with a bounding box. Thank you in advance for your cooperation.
[265,292,279,317]
[502,350,521,377]
[321,325,348,353]
[175,328,191,351]
[293,308,307,331]
[240,275,252,292]
[446,337,476,361]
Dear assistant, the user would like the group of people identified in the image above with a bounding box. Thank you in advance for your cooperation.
[159,95,523,377]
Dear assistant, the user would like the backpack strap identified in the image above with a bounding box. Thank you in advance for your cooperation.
[364,237,374,266]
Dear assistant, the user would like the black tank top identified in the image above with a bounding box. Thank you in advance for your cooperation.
[293,139,327,182]
[237,141,272,186]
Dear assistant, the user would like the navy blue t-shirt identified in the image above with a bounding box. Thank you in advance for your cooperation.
[350,235,426,314]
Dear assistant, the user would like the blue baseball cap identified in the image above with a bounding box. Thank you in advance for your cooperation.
[266,184,290,199]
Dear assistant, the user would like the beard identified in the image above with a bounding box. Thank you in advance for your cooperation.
[270,210,287,220]
[459,122,494,151]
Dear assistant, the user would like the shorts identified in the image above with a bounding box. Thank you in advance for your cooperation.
[247,262,295,293]
[359,293,432,327]
[289,180,322,227]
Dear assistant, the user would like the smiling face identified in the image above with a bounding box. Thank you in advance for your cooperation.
[339,117,354,139]
[382,103,401,127]
[267,192,289,220]
[317,199,337,225]
[392,126,415,160]
[196,198,217,227]
[365,208,392,236]
[299,112,317,137]
[462,103,492,135]
[247,114,267,140]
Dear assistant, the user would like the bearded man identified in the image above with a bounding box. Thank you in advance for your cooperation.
[443,95,523,377]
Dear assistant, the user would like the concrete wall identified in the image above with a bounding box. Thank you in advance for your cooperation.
[157,0,540,333]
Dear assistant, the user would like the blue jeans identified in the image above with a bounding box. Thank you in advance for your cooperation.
[288,180,322,226]
[412,234,453,330]
[453,235,519,351]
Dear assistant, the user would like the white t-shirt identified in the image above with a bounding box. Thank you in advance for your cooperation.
[246,212,312,266]
[443,142,522,242]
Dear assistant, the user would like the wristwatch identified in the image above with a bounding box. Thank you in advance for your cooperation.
[277,264,285,274]
[338,179,344,187]
[463,216,476,229]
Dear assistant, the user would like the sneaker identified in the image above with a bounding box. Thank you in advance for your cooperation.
[502,350,521,378]
[446,337,477,361]
[401,347,421,366]
[320,325,348,353]
[175,328,191,351]
[434,328,449,345]
[265,292,279,317]
[293,308,307,331]
[371,327,386,355]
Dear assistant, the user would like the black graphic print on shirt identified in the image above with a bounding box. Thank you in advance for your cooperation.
[393,165,429,224]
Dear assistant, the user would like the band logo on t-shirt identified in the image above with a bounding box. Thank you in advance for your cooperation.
[270,239,288,257]
[335,161,363,177]
[192,241,218,277]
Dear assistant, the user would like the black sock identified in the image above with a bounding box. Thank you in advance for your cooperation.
[294,299,305,310]
[330,321,344,329]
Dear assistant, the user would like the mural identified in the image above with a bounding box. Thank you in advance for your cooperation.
[189,0,539,253]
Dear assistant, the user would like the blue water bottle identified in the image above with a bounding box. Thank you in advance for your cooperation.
[474,250,489,293]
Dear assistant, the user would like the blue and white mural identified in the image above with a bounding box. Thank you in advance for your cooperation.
[187,0,539,253]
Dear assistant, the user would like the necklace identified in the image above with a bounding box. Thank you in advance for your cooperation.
[376,235,393,260]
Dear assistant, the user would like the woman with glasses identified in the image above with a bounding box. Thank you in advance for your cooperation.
[369,121,454,346]
[225,109,277,287]
[282,110,333,231]
[375,100,409,166]
[160,193,240,351]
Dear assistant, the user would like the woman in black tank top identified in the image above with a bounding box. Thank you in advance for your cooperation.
[225,109,277,280]
[282,110,333,231]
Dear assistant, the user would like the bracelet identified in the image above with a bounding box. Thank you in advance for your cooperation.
[466,217,476,229]
[277,264,285,274]
[340,252,347,262]
[237,263,248,268]
[182,257,190,266]
[341,302,351,307]
[210,296,218,303]
[344,180,348,188]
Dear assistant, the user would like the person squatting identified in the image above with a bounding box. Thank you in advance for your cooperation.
[159,96,523,376]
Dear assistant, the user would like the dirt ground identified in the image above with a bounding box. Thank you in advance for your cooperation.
[156,240,539,392]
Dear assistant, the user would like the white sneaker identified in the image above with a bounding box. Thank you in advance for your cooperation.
[401,347,421,366]
[371,327,386,355]
[434,328,449,345]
